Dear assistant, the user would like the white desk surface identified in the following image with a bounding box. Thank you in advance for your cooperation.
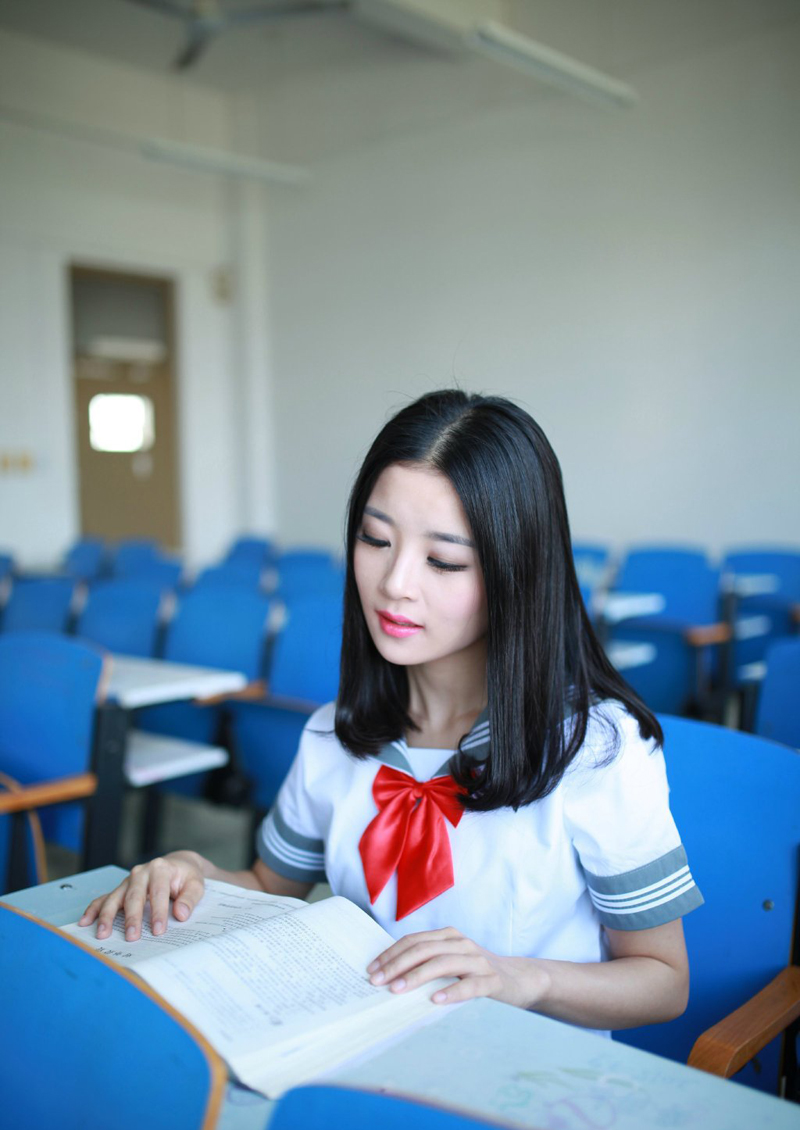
[4,868,797,1130]
[107,654,248,709]
[595,591,666,624]
[606,640,657,671]
[123,730,228,787]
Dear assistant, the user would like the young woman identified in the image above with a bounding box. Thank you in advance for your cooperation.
[81,389,702,1031]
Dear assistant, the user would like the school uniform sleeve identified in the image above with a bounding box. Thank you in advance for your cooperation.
[563,706,703,931]
[255,703,335,884]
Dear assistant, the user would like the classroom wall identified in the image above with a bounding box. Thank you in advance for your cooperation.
[0,29,278,567]
[257,13,800,556]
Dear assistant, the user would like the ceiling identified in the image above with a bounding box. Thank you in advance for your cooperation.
[0,0,798,96]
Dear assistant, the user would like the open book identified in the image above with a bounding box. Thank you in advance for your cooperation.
[61,880,452,1098]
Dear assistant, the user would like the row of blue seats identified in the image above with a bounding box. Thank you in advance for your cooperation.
[0,536,344,597]
[574,544,800,722]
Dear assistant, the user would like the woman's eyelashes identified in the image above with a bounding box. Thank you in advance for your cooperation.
[427,557,468,573]
[356,531,390,548]
[357,529,469,573]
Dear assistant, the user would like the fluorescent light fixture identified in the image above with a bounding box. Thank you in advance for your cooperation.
[468,21,638,109]
[139,138,310,186]
[0,104,309,186]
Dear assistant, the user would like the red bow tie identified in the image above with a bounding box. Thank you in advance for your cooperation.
[358,764,467,920]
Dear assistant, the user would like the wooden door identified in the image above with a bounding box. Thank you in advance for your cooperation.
[71,269,181,551]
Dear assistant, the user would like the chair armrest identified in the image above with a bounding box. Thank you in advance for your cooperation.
[687,965,800,1078]
[614,617,731,646]
[0,772,98,814]
[193,679,268,706]
[685,622,732,647]
[260,693,322,716]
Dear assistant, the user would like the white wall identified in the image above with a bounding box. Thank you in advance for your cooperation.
[0,29,277,567]
[258,15,800,558]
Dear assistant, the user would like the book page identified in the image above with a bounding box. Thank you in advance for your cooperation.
[61,879,306,966]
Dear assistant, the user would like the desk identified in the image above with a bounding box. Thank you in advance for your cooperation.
[85,656,248,870]
[107,654,248,709]
[3,867,798,1130]
[594,591,666,625]
[606,640,657,671]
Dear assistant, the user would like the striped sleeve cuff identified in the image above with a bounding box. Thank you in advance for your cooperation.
[584,845,704,931]
[257,806,327,883]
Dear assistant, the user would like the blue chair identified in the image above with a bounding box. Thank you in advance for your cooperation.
[1,576,78,633]
[0,633,105,859]
[572,541,610,594]
[275,550,345,602]
[63,536,106,581]
[607,547,727,715]
[0,903,226,1130]
[723,548,800,680]
[225,535,276,567]
[0,551,15,580]
[110,538,161,576]
[137,588,273,815]
[126,557,185,590]
[755,638,800,749]
[271,1085,502,1130]
[616,716,800,1095]
[76,579,167,658]
[192,561,266,592]
[231,593,342,824]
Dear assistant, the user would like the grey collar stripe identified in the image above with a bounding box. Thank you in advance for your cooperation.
[376,709,491,778]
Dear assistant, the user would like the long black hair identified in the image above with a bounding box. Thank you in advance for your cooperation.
[335,389,662,811]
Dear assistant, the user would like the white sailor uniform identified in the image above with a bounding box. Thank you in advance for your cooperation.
[257,700,703,968]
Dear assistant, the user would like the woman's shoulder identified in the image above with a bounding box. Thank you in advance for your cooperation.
[567,698,661,779]
[305,700,337,732]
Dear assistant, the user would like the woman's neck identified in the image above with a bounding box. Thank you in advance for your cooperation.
[405,638,487,749]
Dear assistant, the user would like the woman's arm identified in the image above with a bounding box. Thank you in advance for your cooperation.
[367,918,689,1029]
[79,852,314,942]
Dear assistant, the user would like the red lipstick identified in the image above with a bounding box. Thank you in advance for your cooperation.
[377,610,423,638]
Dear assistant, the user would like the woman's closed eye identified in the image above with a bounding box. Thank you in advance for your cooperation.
[357,531,390,548]
[428,557,468,573]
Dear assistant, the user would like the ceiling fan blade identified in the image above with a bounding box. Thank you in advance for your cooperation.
[122,0,195,20]
[173,25,218,69]
[225,2,350,28]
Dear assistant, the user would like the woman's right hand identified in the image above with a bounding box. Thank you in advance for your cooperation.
[79,850,208,941]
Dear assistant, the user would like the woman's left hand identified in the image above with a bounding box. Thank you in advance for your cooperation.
[367,926,548,1008]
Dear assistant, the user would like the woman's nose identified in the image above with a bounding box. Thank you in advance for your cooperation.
[380,553,417,601]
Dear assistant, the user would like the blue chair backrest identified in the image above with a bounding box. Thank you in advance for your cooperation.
[572,542,610,591]
[270,594,343,703]
[226,535,275,566]
[723,549,800,671]
[0,905,225,1130]
[76,580,165,658]
[755,638,800,749]
[125,558,184,590]
[614,547,720,623]
[164,587,272,679]
[1,577,77,633]
[616,716,800,1093]
[0,633,104,851]
[111,538,161,576]
[64,537,106,581]
[192,562,265,592]
[275,552,344,603]
[271,1085,501,1130]
[723,549,800,604]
